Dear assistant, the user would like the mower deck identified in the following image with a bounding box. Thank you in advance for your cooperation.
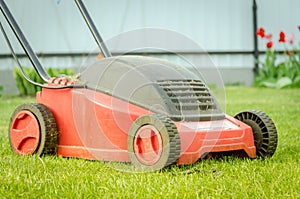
[35,86,256,165]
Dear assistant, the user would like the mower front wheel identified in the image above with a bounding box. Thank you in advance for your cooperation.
[127,114,180,171]
[234,110,278,158]
[9,103,58,156]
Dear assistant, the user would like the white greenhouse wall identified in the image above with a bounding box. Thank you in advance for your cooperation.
[0,0,299,93]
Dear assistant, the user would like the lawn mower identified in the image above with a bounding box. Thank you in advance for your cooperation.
[0,0,278,171]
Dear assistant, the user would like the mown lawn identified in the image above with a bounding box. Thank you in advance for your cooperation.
[0,87,299,198]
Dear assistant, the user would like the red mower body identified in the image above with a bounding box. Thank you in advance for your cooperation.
[36,87,256,165]
[32,56,256,167]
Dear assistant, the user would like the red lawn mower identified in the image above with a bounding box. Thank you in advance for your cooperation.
[0,0,278,171]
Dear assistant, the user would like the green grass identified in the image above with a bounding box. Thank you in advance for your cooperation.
[0,87,299,198]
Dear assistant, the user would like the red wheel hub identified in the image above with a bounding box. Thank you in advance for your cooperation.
[10,110,40,155]
[134,125,163,165]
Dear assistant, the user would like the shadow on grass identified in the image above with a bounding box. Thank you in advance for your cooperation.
[161,153,257,176]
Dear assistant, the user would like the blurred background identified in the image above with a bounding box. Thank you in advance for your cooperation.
[0,0,299,94]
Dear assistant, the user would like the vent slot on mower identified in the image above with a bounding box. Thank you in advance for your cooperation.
[157,79,225,121]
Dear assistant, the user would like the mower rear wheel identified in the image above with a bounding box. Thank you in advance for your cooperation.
[234,110,277,158]
[128,114,180,171]
[9,103,58,156]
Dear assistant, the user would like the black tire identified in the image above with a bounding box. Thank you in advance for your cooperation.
[127,114,180,171]
[9,103,58,156]
[234,110,277,158]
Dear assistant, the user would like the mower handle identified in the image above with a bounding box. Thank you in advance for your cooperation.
[74,0,112,58]
[0,0,50,82]
[0,0,111,83]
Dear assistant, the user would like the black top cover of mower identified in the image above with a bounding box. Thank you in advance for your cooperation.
[79,55,225,121]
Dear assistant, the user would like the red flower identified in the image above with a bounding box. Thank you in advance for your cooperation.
[265,34,272,39]
[279,31,286,42]
[256,27,265,38]
[288,33,294,44]
[266,41,273,49]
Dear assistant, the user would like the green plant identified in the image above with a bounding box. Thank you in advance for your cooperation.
[255,26,300,88]
[13,67,75,95]
[0,85,3,97]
